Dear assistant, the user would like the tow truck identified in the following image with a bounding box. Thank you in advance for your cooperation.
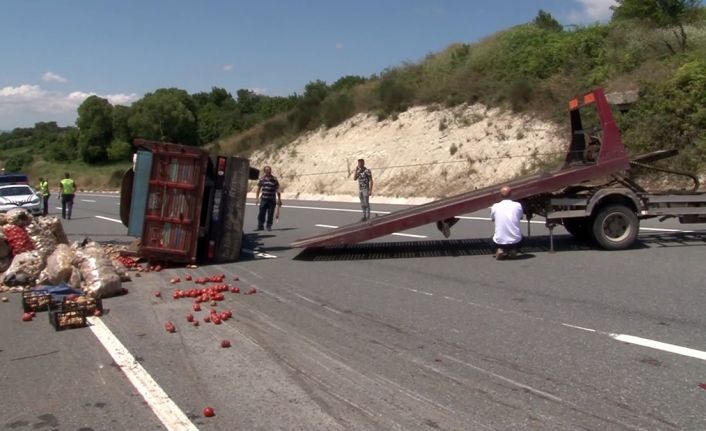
[292,88,706,251]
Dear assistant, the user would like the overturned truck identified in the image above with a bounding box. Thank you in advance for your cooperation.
[120,139,258,264]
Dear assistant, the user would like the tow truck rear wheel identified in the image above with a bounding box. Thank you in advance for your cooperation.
[591,204,639,250]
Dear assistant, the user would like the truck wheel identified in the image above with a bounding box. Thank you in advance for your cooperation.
[562,217,590,240]
[591,205,639,250]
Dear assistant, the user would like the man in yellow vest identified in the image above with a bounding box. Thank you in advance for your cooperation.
[37,177,50,216]
[58,172,77,220]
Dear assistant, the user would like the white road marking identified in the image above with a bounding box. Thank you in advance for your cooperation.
[315,224,339,229]
[405,287,433,296]
[560,323,597,333]
[87,317,198,431]
[81,199,96,203]
[610,333,706,361]
[639,227,694,233]
[561,323,706,361]
[95,215,122,223]
[247,202,390,215]
[241,248,277,259]
[270,202,699,233]
[391,232,427,238]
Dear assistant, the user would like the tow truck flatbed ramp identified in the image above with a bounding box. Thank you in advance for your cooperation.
[291,88,631,249]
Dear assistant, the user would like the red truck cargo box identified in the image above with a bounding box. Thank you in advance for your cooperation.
[134,139,208,263]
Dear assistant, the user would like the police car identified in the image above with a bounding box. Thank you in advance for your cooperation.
[0,174,41,215]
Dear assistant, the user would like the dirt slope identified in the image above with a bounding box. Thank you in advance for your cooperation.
[249,104,566,202]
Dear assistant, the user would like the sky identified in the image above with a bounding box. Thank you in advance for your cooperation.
[0,0,619,130]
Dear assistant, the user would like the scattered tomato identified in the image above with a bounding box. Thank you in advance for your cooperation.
[164,322,176,333]
[203,407,215,417]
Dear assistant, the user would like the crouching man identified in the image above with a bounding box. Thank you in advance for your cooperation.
[490,186,523,260]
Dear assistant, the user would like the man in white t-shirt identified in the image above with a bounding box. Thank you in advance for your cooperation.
[490,186,523,260]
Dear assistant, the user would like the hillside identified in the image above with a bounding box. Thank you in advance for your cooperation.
[2,4,704,191]
[249,104,564,200]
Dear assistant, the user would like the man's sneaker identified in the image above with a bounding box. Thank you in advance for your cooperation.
[255,227,264,231]
[266,226,272,231]
[360,216,368,222]
[495,248,507,260]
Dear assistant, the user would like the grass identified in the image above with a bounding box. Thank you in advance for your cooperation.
[21,159,131,190]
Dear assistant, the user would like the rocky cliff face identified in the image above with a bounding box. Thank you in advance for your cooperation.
[249,104,566,200]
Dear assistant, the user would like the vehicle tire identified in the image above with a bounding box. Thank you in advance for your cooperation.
[562,217,590,240]
[591,204,639,250]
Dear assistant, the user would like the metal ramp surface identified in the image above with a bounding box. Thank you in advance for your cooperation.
[291,88,631,249]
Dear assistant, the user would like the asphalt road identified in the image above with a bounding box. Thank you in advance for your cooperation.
[1,193,705,430]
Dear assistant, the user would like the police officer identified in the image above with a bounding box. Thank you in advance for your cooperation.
[58,173,77,220]
[37,177,50,216]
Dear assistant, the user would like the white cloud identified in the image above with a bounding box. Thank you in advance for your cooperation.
[42,71,68,83]
[336,42,344,50]
[566,0,617,23]
[249,88,268,95]
[222,64,234,72]
[0,84,138,129]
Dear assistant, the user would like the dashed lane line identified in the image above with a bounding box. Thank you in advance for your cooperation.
[261,202,699,233]
[80,199,97,203]
[561,323,706,362]
[95,215,122,223]
[87,317,198,431]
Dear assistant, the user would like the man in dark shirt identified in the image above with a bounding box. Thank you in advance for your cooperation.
[255,166,281,231]
[353,158,373,221]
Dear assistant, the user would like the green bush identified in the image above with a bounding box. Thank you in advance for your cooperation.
[107,140,134,162]
[4,152,33,172]
[378,74,413,116]
[262,118,288,142]
[108,168,126,188]
[620,59,706,171]
[322,93,355,127]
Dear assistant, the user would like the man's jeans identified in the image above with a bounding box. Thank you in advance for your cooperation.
[42,195,49,216]
[359,189,370,219]
[257,198,276,229]
[61,194,75,219]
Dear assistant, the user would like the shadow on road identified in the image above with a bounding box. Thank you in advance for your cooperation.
[292,236,586,261]
[292,231,705,261]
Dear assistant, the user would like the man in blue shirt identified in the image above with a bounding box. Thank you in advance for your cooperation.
[255,166,281,231]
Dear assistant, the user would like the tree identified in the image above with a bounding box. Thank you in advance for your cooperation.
[611,0,702,51]
[112,105,132,143]
[331,75,367,92]
[534,10,563,32]
[76,95,114,163]
[128,88,198,145]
